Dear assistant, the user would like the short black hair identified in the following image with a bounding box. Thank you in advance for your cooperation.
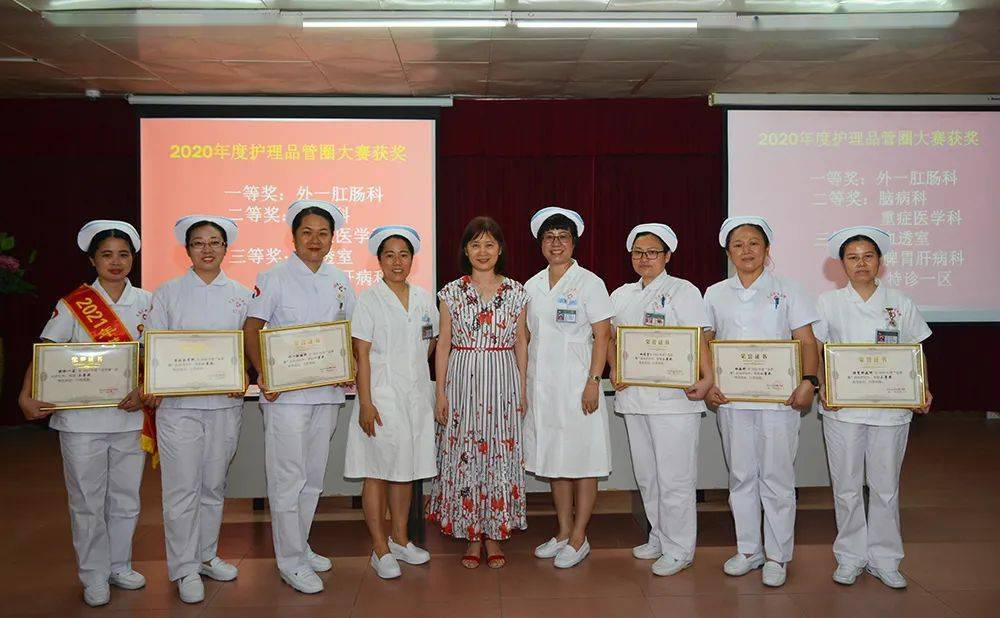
[838,235,882,260]
[536,213,578,246]
[292,206,335,233]
[725,224,770,248]
[377,234,415,258]
[459,216,506,275]
[87,229,136,258]
[185,220,228,246]
[632,231,668,252]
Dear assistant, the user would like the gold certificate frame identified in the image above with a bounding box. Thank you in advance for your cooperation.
[144,330,246,397]
[616,325,701,389]
[710,340,802,404]
[824,343,926,409]
[32,341,140,411]
[259,320,355,394]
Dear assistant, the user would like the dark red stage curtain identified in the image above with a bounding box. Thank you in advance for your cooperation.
[0,97,994,424]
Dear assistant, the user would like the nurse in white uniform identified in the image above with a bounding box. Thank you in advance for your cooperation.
[524,207,614,569]
[816,226,932,590]
[243,200,356,595]
[344,226,437,580]
[607,224,714,577]
[145,216,251,603]
[18,220,150,607]
[704,216,820,588]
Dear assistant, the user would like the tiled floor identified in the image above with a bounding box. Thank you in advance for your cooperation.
[2,413,998,617]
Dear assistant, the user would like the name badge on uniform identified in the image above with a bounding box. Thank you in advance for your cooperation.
[643,312,665,326]
[556,308,577,323]
[421,314,434,340]
[876,329,900,344]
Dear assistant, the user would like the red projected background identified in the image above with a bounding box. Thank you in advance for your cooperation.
[140,118,435,294]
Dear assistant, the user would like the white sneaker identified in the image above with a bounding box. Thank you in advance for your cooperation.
[723,552,765,576]
[651,555,692,577]
[388,537,430,565]
[109,568,146,590]
[632,541,663,560]
[280,568,324,594]
[83,583,110,607]
[553,539,591,569]
[534,537,569,559]
[307,549,332,573]
[867,566,907,589]
[200,556,239,581]
[370,551,402,579]
[833,564,864,585]
[762,561,787,587]
[178,573,205,604]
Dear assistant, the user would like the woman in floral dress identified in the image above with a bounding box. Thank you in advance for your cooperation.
[427,216,529,569]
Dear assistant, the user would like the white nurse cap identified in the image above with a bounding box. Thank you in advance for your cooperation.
[827,225,891,259]
[173,215,239,246]
[530,206,585,238]
[626,223,678,253]
[368,225,421,256]
[284,199,345,230]
[718,215,774,248]
[77,220,141,253]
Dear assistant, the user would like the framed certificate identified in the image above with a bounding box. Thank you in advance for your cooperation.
[144,330,246,397]
[824,343,926,409]
[616,326,700,389]
[259,321,355,393]
[710,340,802,404]
[32,342,140,411]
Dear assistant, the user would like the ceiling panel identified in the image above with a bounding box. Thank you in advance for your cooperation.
[0,3,997,98]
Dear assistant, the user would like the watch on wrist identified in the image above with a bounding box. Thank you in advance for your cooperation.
[803,374,819,391]
[589,375,601,383]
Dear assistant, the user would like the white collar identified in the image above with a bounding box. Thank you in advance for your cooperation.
[91,278,135,306]
[289,252,329,277]
[184,268,229,287]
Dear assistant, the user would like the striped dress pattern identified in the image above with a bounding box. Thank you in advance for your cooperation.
[427,276,530,541]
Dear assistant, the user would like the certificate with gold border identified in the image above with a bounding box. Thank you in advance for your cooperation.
[32,342,140,410]
[144,330,246,396]
[710,340,802,404]
[616,326,700,389]
[824,343,926,409]
[259,321,354,393]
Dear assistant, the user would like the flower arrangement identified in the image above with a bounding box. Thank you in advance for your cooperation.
[0,233,36,296]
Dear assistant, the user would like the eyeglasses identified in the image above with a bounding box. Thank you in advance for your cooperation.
[631,249,666,260]
[541,233,573,245]
[189,240,226,251]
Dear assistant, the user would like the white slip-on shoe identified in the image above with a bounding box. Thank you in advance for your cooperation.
[534,537,569,559]
[867,566,907,589]
[723,552,765,576]
[83,583,110,607]
[762,561,787,587]
[388,537,431,565]
[651,555,692,577]
[632,541,663,560]
[109,568,146,590]
[833,564,864,585]
[199,556,239,581]
[280,569,324,594]
[307,549,332,573]
[178,573,205,604]
[370,551,403,579]
[553,539,591,569]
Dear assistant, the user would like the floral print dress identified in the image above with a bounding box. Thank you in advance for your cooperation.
[427,276,530,541]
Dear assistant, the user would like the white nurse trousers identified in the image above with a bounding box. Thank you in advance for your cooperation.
[157,405,242,581]
[624,413,700,563]
[59,430,144,588]
[822,417,909,571]
[262,403,339,574]
[717,407,800,563]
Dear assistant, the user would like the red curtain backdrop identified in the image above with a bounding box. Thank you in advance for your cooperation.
[0,98,993,425]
